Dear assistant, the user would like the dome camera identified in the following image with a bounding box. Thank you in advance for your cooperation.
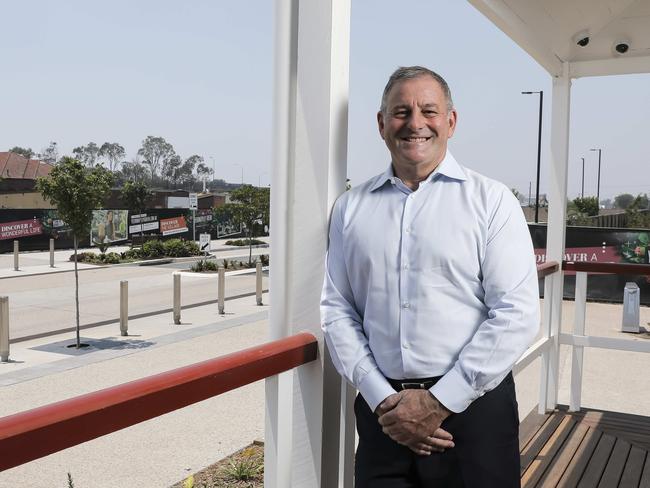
[614,40,630,54]
[573,30,590,47]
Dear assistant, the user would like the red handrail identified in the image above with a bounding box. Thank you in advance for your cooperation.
[0,332,318,472]
[537,261,559,278]
[562,261,650,275]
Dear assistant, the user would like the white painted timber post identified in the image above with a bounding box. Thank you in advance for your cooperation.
[218,267,225,315]
[265,0,351,486]
[544,62,572,411]
[256,262,263,305]
[120,280,128,336]
[49,238,55,267]
[538,275,553,414]
[569,271,587,411]
[13,241,19,271]
[173,273,181,324]
[0,296,9,362]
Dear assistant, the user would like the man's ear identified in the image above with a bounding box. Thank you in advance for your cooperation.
[447,109,458,139]
[377,111,385,140]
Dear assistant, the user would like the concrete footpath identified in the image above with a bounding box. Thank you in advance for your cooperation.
[0,291,272,488]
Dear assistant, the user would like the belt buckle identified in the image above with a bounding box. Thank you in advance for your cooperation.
[400,382,427,390]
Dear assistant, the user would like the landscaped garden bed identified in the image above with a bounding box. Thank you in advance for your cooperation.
[71,238,202,264]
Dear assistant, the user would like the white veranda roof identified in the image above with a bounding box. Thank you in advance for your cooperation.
[468,0,650,77]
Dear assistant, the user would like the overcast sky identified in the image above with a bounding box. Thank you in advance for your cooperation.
[2,0,649,200]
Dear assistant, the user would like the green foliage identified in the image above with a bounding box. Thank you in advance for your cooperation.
[36,157,114,240]
[626,195,650,229]
[225,238,265,246]
[614,193,635,209]
[99,142,126,172]
[190,259,218,272]
[9,146,34,159]
[224,447,263,481]
[572,196,599,216]
[138,135,175,180]
[122,248,144,260]
[182,475,194,488]
[221,185,270,264]
[121,180,152,215]
[142,239,165,258]
[71,251,121,264]
[163,238,200,257]
[619,233,649,263]
[259,254,269,266]
[72,142,100,167]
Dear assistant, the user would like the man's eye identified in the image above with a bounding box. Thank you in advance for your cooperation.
[393,111,408,117]
[423,110,438,116]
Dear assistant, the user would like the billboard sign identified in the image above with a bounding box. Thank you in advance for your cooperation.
[0,219,43,240]
[160,216,189,236]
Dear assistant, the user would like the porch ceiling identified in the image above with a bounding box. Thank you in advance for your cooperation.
[467,0,650,77]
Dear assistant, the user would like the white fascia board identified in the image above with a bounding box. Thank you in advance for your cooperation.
[570,55,650,78]
[467,0,563,77]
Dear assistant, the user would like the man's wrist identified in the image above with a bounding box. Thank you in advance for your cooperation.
[429,391,452,420]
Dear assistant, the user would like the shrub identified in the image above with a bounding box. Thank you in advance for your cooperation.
[190,259,218,272]
[163,238,187,257]
[122,248,143,260]
[182,239,201,256]
[259,254,269,266]
[101,252,121,264]
[225,238,265,246]
[142,239,165,258]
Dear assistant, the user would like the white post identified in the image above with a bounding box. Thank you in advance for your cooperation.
[173,273,181,324]
[13,241,19,271]
[0,296,9,362]
[120,280,128,336]
[49,238,55,267]
[544,62,572,411]
[569,272,587,411]
[218,267,225,315]
[266,0,351,486]
[538,276,553,414]
[256,262,263,305]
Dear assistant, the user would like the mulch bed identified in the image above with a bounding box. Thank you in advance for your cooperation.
[170,442,264,488]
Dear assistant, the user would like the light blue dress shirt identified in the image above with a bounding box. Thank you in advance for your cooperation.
[320,151,540,414]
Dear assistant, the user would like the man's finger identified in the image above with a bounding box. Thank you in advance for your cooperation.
[432,427,453,441]
[423,434,455,450]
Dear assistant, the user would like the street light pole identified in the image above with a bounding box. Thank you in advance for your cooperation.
[590,148,602,207]
[581,157,585,198]
[522,90,543,223]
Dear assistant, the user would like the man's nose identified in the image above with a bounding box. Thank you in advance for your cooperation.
[406,110,425,130]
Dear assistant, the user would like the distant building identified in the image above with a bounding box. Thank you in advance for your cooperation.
[0,152,55,208]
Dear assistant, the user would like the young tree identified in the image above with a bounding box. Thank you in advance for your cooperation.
[37,157,114,348]
[138,136,175,181]
[572,196,599,216]
[121,181,153,240]
[99,142,126,172]
[72,142,100,167]
[222,185,270,264]
[118,158,148,183]
[614,193,635,209]
[9,146,34,159]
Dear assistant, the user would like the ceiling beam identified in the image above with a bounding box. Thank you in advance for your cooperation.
[467,0,563,76]
[570,55,650,78]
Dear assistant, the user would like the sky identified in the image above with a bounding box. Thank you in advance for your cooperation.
[1,0,649,200]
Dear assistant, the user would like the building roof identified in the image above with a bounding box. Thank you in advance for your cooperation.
[0,152,54,180]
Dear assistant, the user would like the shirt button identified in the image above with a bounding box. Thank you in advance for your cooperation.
[402,301,410,309]
[403,264,409,270]
[402,342,410,349]
[405,227,412,234]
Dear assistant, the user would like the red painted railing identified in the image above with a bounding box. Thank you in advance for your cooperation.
[563,261,650,275]
[537,261,559,278]
[0,332,318,472]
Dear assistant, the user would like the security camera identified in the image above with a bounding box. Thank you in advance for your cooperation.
[573,30,590,47]
[614,40,630,54]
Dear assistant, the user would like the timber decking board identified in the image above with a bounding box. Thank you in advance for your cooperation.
[577,432,616,487]
[522,416,577,487]
[521,412,568,475]
[557,427,603,488]
[598,437,631,487]
[618,446,647,488]
[535,421,590,487]
[520,410,552,451]
[639,457,650,487]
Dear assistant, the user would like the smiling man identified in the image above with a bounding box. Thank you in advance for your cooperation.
[321,66,540,487]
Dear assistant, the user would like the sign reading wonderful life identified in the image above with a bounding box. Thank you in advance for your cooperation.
[0,219,43,240]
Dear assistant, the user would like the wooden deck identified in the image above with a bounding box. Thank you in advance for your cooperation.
[520,405,650,487]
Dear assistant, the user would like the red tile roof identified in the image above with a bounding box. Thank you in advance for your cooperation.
[0,152,54,180]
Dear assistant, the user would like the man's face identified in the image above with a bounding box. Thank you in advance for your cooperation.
[377,76,456,174]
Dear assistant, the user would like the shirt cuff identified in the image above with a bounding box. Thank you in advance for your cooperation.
[357,367,397,413]
[429,367,480,413]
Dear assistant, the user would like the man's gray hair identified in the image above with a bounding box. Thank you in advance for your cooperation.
[380,66,454,114]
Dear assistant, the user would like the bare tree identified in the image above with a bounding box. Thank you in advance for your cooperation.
[40,142,59,164]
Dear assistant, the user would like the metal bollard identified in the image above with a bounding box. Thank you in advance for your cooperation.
[1,296,9,362]
[13,241,19,271]
[622,282,640,333]
[49,238,55,267]
[256,262,263,306]
[173,273,181,324]
[120,280,128,336]
[218,267,225,314]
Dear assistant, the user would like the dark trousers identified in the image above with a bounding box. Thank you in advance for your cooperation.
[354,373,521,488]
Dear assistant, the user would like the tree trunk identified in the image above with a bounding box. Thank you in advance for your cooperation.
[73,235,81,348]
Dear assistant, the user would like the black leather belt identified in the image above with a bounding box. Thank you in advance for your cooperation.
[387,376,442,391]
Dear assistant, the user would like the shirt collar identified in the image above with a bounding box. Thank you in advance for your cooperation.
[369,151,467,192]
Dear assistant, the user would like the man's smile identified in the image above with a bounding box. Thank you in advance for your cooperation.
[401,136,432,143]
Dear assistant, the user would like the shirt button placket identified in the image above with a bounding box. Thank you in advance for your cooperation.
[399,192,414,368]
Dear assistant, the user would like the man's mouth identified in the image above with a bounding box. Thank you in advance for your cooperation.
[401,136,431,142]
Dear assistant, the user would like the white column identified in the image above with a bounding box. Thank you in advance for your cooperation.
[544,62,572,411]
[569,271,587,411]
[266,0,351,486]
